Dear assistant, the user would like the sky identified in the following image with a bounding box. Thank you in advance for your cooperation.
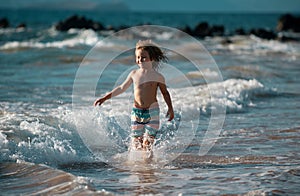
[1,0,300,13]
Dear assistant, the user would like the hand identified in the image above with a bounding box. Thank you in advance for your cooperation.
[166,108,174,121]
[94,97,106,106]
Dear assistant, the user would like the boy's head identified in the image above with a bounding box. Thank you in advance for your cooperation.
[135,40,168,70]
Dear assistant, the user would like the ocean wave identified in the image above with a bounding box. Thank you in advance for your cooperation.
[173,78,269,114]
[0,103,92,165]
[71,78,271,165]
[0,26,187,51]
[0,28,135,51]
[0,27,26,34]
[0,29,100,50]
[0,78,273,166]
[0,132,8,150]
[207,35,300,57]
[115,25,183,40]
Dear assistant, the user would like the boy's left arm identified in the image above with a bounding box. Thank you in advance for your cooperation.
[159,83,174,121]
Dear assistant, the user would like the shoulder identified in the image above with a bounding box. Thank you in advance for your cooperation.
[129,69,138,76]
[154,71,165,81]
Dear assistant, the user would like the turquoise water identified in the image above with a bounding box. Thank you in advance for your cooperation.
[1,9,300,195]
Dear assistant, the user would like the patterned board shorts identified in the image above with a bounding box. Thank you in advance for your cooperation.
[131,107,160,138]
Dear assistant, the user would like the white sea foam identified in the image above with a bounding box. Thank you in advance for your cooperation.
[0,27,180,50]
[209,35,298,57]
[0,102,92,165]
[171,78,264,114]
[0,29,100,49]
[72,77,267,167]
[0,132,8,148]
[0,27,27,35]
[20,120,53,135]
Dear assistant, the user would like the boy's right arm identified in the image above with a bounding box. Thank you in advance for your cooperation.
[94,71,134,106]
[93,94,111,106]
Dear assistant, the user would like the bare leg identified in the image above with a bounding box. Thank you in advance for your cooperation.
[143,134,155,151]
[132,137,143,150]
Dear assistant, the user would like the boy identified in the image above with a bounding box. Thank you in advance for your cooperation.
[94,40,174,152]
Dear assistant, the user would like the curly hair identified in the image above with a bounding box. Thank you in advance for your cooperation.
[136,40,168,70]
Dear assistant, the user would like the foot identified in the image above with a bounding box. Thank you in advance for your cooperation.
[131,137,143,150]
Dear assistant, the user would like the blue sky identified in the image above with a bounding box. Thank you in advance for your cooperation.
[1,0,300,13]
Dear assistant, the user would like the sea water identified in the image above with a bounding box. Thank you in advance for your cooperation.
[1,9,300,195]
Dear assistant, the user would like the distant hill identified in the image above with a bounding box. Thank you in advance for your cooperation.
[15,0,130,12]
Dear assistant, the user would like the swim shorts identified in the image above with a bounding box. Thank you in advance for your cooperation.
[131,107,160,138]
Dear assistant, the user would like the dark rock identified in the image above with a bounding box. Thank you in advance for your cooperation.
[250,28,276,40]
[235,28,246,35]
[210,25,224,36]
[55,15,104,31]
[17,23,26,29]
[277,35,300,42]
[277,14,300,32]
[277,32,300,42]
[193,22,211,38]
[181,26,193,35]
[192,22,225,38]
[0,18,9,28]
[221,38,233,44]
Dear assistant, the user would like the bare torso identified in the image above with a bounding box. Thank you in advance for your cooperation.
[131,69,163,108]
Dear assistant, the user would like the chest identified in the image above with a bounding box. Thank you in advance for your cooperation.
[132,72,158,86]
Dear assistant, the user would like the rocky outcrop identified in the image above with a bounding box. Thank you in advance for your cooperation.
[55,15,105,31]
[277,14,300,32]
[250,28,277,40]
[52,14,300,42]
[210,25,225,36]
[193,22,211,37]
[16,23,26,29]
[182,22,225,38]
[0,18,9,28]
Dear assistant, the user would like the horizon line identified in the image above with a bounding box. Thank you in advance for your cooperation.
[0,7,299,15]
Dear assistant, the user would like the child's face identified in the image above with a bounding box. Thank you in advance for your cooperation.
[135,49,152,67]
